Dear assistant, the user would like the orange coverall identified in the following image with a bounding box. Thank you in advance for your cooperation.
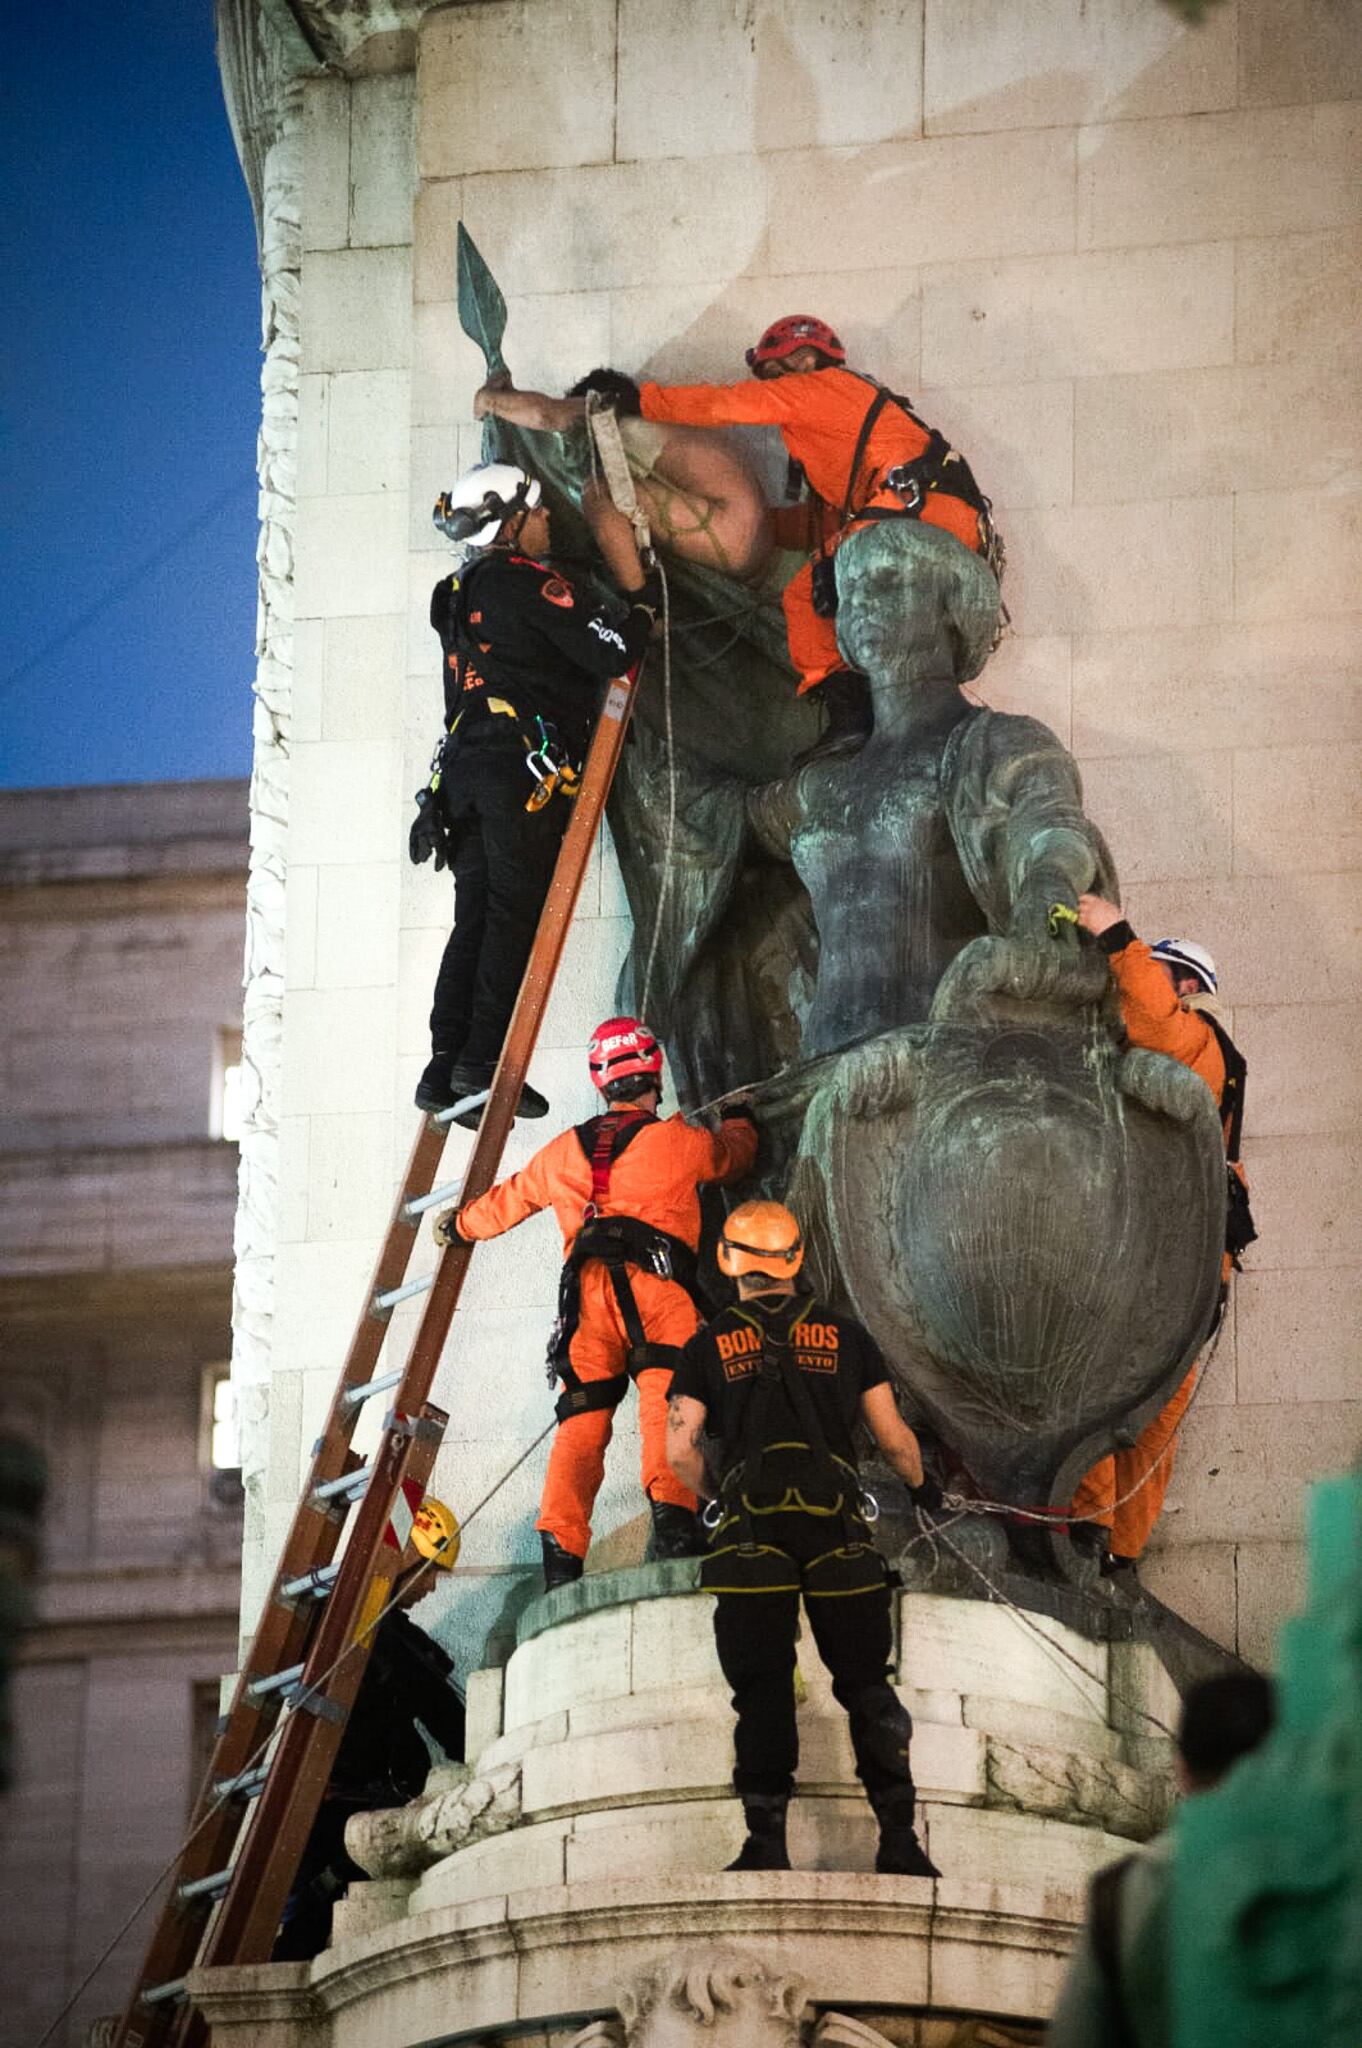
[639,367,983,694]
[1070,935,1230,1560]
[457,1107,758,1558]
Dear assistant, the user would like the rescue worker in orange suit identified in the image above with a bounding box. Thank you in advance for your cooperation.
[410,461,661,1123]
[1070,897,1255,1579]
[477,316,997,763]
[433,1017,758,1590]
[667,1201,942,1878]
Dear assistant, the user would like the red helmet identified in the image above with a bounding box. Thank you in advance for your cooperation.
[746,315,846,374]
[588,1015,663,1095]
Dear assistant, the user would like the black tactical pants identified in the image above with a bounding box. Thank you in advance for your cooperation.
[429,722,572,1065]
[707,1506,915,1805]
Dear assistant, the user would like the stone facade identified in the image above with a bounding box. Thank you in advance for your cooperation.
[227,0,1362,1683]
[0,782,248,2048]
[188,1574,1175,2041]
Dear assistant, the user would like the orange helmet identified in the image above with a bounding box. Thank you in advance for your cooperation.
[746,315,846,374]
[718,1200,805,1280]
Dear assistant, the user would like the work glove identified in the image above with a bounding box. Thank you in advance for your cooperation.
[632,567,664,619]
[432,1206,468,1249]
[907,1473,945,1518]
[409,787,448,870]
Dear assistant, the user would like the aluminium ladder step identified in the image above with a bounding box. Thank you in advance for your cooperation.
[109,648,647,2048]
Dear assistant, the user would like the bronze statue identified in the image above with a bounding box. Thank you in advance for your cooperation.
[458,235,1227,1582]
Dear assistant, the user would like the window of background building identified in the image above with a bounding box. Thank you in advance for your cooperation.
[211,1025,244,1141]
[200,1363,243,1507]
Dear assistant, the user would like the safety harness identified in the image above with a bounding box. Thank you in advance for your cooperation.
[1202,1013,1258,1266]
[431,559,583,815]
[547,1109,700,1424]
[809,376,1005,617]
[701,1301,891,1600]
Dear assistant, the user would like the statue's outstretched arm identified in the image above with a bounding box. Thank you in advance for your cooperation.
[953,714,1115,943]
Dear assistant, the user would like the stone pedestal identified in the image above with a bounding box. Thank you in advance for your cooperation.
[189,1569,1179,2045]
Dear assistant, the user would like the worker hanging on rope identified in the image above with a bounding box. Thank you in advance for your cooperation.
[433,1018,758,1589]
[476,317,1001,765]
[667,1201,943,1878]
[1070,899,1257,1580]
[410,461,662,1122]
[271,1499,464,1962]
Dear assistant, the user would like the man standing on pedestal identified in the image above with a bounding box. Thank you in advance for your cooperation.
[667,1201,942,1877]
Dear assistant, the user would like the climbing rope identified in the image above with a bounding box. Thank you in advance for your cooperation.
[581,397,678,1022]
[33,1422,556,2048]
[941,1310,1223,1532]
[638,559,677,1019]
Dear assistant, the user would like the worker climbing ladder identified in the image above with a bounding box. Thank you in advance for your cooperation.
[108,619,649,2044]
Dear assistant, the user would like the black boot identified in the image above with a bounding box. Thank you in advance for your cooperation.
[792,668,873,769]
[415,1053,457,1113]
[445,1060,549,1129]
[725,1793,791,1871]
[540,1533,584,1592]
[871,1788,939,1878]
[647,1499,705,1561]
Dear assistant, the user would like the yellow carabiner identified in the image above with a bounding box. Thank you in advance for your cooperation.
[1048,901,1079,938]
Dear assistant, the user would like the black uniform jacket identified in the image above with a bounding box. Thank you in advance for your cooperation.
[329,1607,465,1808]
[671,1294,889,1483]
[430,551,659,757]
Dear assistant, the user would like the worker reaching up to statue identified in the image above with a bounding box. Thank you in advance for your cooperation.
[476,315,1000,764]
[1070,898,1256,1578]
[409,461,662,1122]
[667,1200,943,1878]
[433,1018,758,1589]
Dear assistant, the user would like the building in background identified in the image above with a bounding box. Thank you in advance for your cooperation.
[0,781,248,2048]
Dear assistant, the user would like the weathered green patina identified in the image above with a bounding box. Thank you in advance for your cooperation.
[1171,1469,1362,2045]
[455,234,1228,1566]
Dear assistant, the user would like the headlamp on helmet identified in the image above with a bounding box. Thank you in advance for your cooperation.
[717,1200,805,1281]
[432,462,542,549]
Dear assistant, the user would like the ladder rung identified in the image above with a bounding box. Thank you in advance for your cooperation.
[247,1662,305,1702]
[371,1274,433,1316]
[310,1465,372,1507]
[401,1178,464,1221]
[281,1561,340,1602]
[214,1763,269,1800]
[141,1979,188,2008]
[177,1868,232,1905]
[433,1087,489,1127]
[341,1369,402,1412]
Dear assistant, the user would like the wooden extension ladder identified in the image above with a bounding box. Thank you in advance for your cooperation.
[109,662,644,2048]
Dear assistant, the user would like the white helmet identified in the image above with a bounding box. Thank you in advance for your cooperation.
[1149,938,1217,994]
[432,462,542,549]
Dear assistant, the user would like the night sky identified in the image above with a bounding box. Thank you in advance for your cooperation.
[2,3,262,789]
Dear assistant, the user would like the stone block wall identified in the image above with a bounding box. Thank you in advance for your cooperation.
[241,0,1361,1672]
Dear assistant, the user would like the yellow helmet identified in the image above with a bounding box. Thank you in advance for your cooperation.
[410,1495,460,1570]
[717,1200,804,1281]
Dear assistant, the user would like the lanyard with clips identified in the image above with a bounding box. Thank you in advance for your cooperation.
[442,697,582,814]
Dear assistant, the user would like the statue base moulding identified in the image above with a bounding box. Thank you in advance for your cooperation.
[187,1567,1183,2048]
